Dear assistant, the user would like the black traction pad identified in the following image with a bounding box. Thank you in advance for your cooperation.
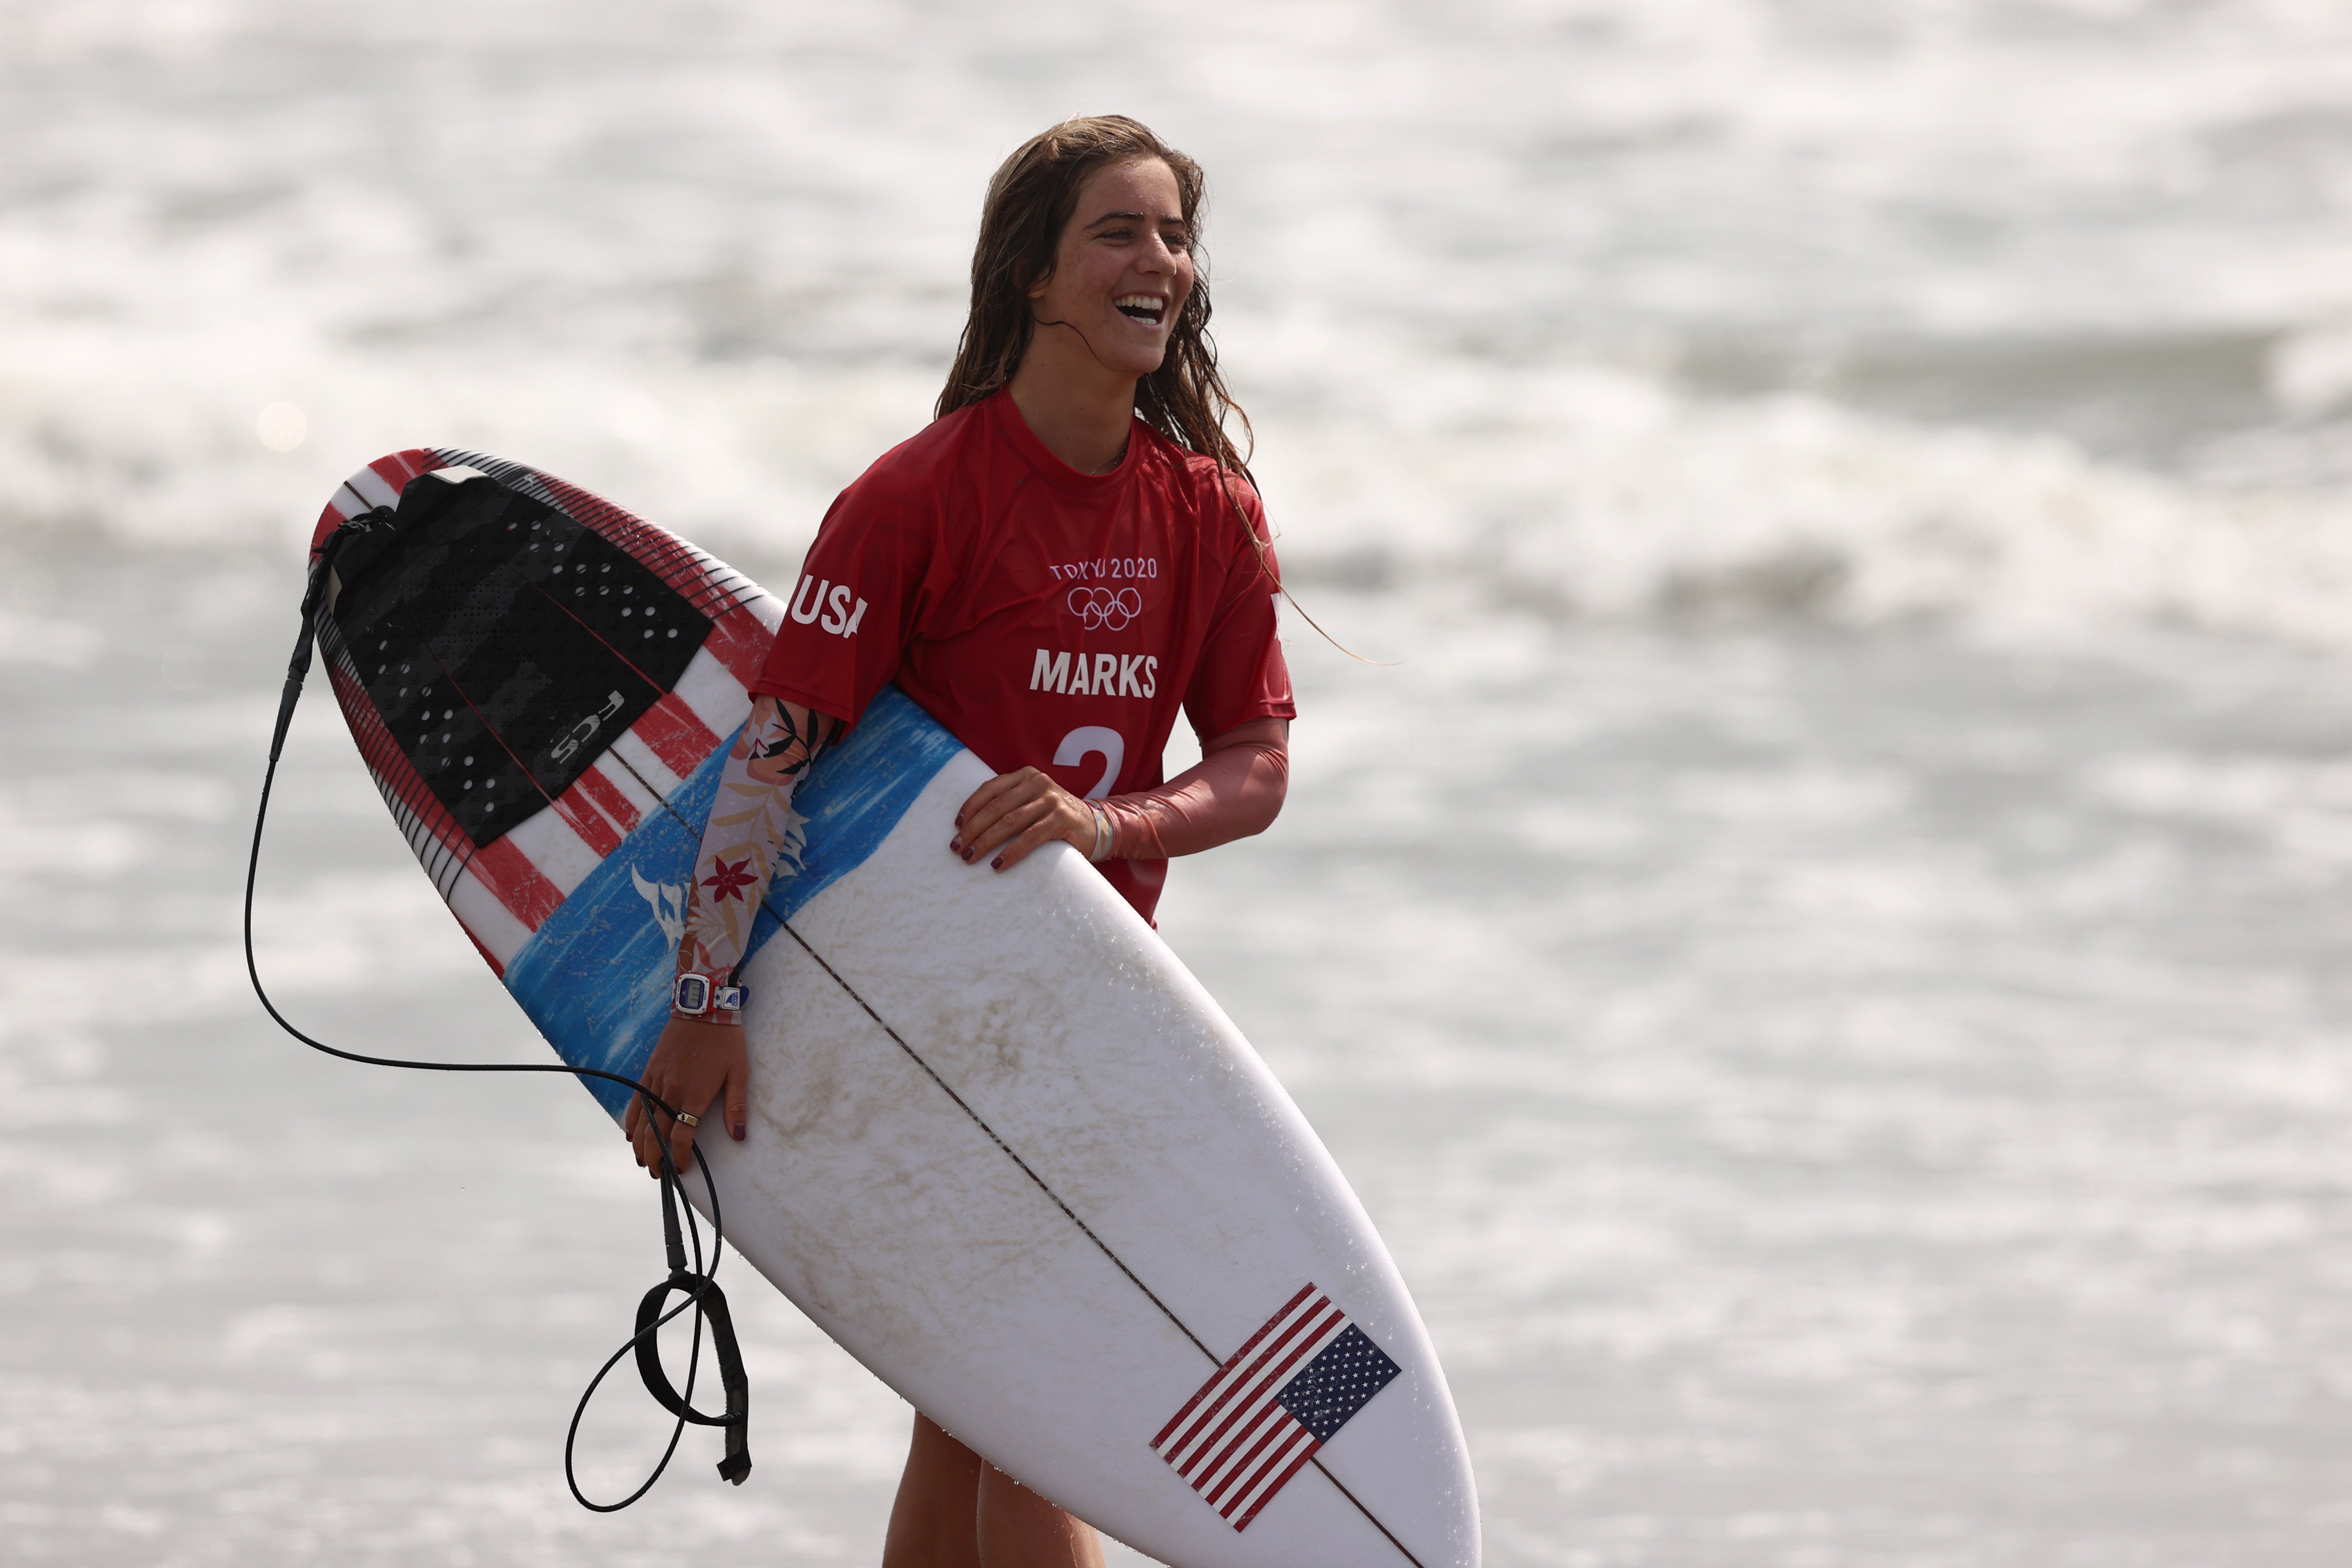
[328,470,712,847]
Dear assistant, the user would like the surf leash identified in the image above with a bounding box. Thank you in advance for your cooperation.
[243,510,752,1508]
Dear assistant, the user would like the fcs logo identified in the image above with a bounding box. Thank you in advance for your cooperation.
[1067,585,1142,631]
[548,689,624,767]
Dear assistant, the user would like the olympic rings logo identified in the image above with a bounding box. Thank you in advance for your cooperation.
[1066,586,1143,631]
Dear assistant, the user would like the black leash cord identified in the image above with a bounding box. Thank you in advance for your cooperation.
[245,516,751,1507]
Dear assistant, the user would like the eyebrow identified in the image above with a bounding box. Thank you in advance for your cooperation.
[1085,209,1187,229]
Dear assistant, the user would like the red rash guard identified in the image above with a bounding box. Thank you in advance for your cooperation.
[750,390,1296,922]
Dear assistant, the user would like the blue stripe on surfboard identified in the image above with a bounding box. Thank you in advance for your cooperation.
[500,685,967,1119]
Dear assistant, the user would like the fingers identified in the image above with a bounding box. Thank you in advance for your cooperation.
[631,1090,673,1177]
[630,1094,658,1175]
[725,1062,749,1143]
[624,1018,749,1176]
[961,790,1051,859]
[952,769,1033,849]
[955,767,1031,822]
[630,1089,699,1177]
[964,793,1067,865]
[952,769,1090,867]
[629,1105,675,1177]
[988,798,1089,870]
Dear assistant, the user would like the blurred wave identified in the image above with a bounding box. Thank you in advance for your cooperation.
[5,0,2352,643]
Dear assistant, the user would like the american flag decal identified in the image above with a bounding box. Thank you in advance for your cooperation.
[1151,1284,1402,1532]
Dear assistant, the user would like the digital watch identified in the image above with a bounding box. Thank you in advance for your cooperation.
[671,970,747,1022]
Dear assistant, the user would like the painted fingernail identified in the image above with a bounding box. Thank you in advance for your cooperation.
[991,856,1004,871]
[732,1122,746,1140]
[949,838,962,853]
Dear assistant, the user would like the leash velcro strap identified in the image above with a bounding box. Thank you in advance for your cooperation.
[634,1271,753,1485]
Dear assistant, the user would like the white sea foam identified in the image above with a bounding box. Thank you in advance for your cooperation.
[5,0,2352,647]
[1245,339,2352,648]
[10,318,2350,660]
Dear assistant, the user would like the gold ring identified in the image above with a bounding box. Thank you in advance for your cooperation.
[674,1110,700,1128]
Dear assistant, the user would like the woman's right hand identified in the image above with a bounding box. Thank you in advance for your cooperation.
[624,1014,749,1178]
[952,766,1098,871]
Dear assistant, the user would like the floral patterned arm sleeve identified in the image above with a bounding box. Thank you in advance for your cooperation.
[675,696,843,1018]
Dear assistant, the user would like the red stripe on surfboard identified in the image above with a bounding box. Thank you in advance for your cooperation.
[1199,1402,1292,1501]
[1231,1438,1322,1531]
[1206,1411,1304,1508]
[469,837,564,931]
[1164,1288,1320,1451]
[552,780,624,858]
[313,449,445,550]
[632,692,721,781]
[1176,1306,1344,1479]
[573,763,644,834]
[1168,1294,1331,1463]
[698,604,773,690]
[1153,1284,1318,1449]
[368,448,445,495]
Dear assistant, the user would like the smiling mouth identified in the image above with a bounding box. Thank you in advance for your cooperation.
[1114,294,1167,328]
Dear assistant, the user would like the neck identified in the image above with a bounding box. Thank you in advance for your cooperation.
[1006,327,1140,475]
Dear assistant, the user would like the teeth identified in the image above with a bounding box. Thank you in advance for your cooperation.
[1114,294,1165,319]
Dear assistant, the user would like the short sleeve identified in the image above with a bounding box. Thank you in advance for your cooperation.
[749,463,940,727]
[1184,478,1298,742]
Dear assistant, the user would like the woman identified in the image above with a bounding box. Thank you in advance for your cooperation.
[621,115,1295,1567]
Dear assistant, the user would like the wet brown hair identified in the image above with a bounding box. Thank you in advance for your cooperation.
[936,115,1254,483]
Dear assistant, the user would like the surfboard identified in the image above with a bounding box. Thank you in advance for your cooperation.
[307,449,1479,1568]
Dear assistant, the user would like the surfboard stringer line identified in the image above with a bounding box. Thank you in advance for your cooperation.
[763,914,1427,1568]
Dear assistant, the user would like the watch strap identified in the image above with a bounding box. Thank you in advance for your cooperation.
[672,970,748,1022]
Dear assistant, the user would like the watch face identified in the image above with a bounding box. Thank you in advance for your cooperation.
[674,974,710,1014]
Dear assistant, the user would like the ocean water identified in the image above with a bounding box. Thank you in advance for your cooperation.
[7,1,2352,1563]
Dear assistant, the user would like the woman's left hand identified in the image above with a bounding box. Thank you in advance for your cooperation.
[951,766,1097,871]
[624,1015,748,1178]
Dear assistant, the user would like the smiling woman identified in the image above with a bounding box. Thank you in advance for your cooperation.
[1008,156,1197,473]
[936,116,1252,488]
[621,116,1301,1568]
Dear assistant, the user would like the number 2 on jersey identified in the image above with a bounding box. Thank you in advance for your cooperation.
[1053,726,1124,799]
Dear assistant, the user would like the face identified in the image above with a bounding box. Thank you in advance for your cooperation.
[1027,158,1196,380]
